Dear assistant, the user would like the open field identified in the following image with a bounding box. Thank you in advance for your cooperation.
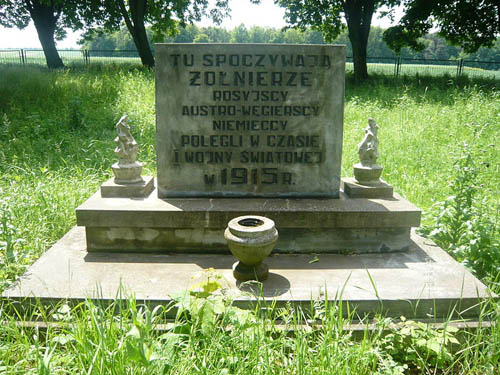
[1,48,499,80]
[346,62,500,80]
[0,66,499,374]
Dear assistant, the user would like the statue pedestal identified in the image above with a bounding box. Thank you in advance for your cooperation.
[111,162,143,184]
[353,163,383,183]
[342,177,393,199]
[100,176,154,198]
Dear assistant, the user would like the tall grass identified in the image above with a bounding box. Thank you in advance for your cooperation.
[0,65,499,374]
[0,288,498,374]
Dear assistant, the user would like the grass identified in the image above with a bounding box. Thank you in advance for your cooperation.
[0,65,499,373]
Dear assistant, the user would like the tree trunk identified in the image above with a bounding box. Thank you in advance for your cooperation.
[27,0,64,69]
[132,21,154,67]
[119,0,155,68]
[343,0,375,82]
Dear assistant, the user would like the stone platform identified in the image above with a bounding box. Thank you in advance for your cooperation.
[75,185,421,253]
[2,226,494,320]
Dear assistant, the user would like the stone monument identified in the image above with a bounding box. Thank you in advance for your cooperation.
[76,44,419,254]
[3,43,494,323]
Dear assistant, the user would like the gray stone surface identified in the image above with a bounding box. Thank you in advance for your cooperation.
[342,177,393,199]
[77,188,421,229]
[3,226,495,320]
[100,176,154,198]
[76,186,420,253]
[84,226,412,253]
[155,44,345,198]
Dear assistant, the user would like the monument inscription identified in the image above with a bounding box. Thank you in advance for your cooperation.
[156,44,345,197]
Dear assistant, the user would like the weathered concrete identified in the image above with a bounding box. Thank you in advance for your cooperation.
[342,177,393,199]
[84,226,412,253]
[3,226,495,320]
[77,188,420,229]
[100,176,154,198]
[155,44,346,198]
[76,186,420,253]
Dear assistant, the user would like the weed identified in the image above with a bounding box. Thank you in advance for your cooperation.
[420,141,499,280]
[0,194,26,287]
[380,317,460,372]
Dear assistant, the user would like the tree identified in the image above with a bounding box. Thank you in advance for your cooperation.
[276,0,400,82]
[384,0,500,55]
[193,33,209,43]
[202,26,231,43]
[80,26,149,51]
[230,24,250,43]
[0,0,88,68]
[84,0,230,68]
[249,26,271,43]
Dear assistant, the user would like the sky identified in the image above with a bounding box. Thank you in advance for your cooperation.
[0,0,401,49]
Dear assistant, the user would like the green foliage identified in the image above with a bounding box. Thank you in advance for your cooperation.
[171,273,258,339]
[0,194,26,288]
[0,282,499,374]
[78,0,232,67]
[420,140,499,280]
[277,0,401,80]
[384,0,500,54]
[277,0,345,42]
[378,317,460,372]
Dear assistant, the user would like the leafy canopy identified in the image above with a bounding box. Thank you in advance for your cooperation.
[384,0,500,53]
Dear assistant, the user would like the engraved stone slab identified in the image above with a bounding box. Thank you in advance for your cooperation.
[155,44,345,198]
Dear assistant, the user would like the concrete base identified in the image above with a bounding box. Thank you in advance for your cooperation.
[100,176,154,198]
[342,177,393,199]
[84,226,413,254]
[77,185,421,254]
[2,226,494,320]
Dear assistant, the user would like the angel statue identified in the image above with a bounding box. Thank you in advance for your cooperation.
[115,115,139,166]
[111,115,143,184]
[357,118,379,167]
[353,118,383,183]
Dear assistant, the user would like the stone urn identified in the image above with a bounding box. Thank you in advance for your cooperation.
[353,163,383,184]
[112,161,144,184]
[224,215,278,282]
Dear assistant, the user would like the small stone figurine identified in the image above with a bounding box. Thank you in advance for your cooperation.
[353,118,383,184]
[112,115,143,184]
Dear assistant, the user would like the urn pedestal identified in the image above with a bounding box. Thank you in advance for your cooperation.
[111,161,143,184]
[353,163,383,184]
[224,215,278,282]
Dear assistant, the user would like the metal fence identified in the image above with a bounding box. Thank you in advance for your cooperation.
[346,56,500,80]
[1,48,499,80]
